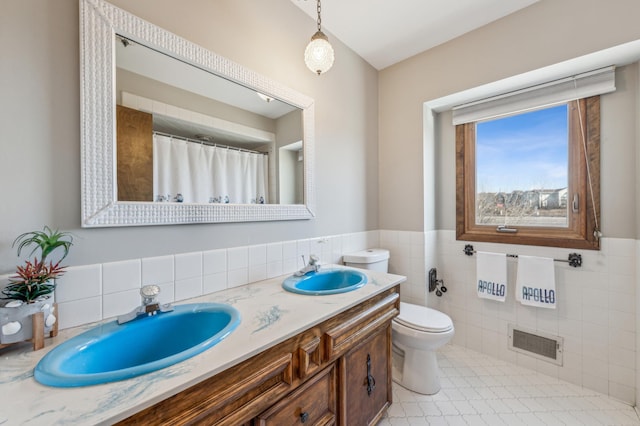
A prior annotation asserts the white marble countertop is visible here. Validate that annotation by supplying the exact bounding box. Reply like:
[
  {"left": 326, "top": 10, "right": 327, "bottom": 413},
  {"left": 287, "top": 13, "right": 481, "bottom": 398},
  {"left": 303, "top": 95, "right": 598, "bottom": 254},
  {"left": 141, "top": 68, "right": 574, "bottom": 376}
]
[{"left": 0, "top": 265, "right": 405, "bottom": 425}]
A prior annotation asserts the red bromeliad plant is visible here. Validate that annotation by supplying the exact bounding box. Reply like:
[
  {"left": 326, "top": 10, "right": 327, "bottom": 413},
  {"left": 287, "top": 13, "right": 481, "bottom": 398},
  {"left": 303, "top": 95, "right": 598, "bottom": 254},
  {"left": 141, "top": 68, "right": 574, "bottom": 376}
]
[
  {"left": 3, "top": 260, "right": 66, "bottom": 303},
  {"left": 2, "top": 227, "right": 73, "bottom": 304}
]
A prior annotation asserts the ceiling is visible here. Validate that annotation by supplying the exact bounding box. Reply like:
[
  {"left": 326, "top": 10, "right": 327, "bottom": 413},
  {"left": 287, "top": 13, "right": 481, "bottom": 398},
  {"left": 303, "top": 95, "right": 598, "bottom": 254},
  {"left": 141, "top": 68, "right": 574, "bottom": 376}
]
[{"left": 291, "top": 0, "right": 539, "bottom": 70}]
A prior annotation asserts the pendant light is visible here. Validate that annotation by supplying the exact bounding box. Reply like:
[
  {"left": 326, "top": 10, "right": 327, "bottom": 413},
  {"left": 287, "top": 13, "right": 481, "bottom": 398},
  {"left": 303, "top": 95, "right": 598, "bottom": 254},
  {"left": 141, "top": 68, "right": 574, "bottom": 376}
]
[{"left": 304, "top": 0, "right": 334, "bottom": 75}]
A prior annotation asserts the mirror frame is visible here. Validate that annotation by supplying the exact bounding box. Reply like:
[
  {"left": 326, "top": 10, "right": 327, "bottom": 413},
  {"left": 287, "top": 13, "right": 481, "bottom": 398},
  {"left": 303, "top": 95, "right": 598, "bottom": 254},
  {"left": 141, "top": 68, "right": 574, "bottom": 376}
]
[{"left": 80, "top": 0, "right": 315, "bottom": 227}]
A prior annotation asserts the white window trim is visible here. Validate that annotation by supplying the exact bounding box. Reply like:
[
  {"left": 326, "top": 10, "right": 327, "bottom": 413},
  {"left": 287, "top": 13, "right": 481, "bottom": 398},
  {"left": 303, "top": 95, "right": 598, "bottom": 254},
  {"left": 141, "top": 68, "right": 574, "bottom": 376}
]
[{"left": 451, "top": 66, "right": 615, "bottom": 125}]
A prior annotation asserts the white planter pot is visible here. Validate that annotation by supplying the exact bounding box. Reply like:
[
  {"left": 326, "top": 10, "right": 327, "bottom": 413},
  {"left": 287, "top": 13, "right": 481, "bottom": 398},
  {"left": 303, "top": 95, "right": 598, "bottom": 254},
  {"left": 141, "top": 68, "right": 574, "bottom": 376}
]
[{"left": 0, "top": 295, "right": 57, "bottom": 345}]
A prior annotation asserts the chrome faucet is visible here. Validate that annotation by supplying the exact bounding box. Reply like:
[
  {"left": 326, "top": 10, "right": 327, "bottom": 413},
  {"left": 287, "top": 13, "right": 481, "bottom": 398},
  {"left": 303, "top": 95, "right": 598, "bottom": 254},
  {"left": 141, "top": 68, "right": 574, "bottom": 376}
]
[
  {"left": 294, "top": 254, "right": 320, "bottom": 276},
  {"left": 117, "top": 285, "right": 174, "bottom": 325}
]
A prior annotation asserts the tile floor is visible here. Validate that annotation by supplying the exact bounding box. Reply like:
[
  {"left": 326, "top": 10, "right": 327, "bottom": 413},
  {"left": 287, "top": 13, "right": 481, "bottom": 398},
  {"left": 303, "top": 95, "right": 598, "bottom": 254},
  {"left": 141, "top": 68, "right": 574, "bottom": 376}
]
[{"left": 380, "top": 345, "right": 640, "bottom": 425}]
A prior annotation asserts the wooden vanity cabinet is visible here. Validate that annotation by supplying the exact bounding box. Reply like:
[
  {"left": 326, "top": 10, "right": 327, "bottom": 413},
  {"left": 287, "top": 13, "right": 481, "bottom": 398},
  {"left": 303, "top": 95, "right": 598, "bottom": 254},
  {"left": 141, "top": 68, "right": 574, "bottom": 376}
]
[{"left": 118, "top": 286, "right": 399, "bottom": 426}]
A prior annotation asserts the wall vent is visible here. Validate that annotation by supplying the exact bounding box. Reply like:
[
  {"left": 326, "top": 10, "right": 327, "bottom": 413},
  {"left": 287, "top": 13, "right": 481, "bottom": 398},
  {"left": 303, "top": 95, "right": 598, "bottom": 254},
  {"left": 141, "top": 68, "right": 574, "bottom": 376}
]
[{"left": 508, "top": 324, "right": 563, "bottom": 366}]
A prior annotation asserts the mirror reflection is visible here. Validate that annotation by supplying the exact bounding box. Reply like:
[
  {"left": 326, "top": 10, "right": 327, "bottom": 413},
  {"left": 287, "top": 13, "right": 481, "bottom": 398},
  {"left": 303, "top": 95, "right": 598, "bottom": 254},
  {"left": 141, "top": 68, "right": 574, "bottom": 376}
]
[{"left": 115, "top": 36, "right": 304, "bottom": 205}]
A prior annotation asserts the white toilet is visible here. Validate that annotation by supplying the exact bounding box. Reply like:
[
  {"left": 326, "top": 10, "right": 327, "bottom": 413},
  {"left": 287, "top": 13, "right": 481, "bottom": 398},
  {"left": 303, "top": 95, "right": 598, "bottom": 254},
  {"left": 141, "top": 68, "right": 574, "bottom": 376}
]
[
  {"left": 342, "top": 248, "right": 391, "bottom": 272},
  {"left": 344, "top": 248, "right": 455, "bottom": 395},
  {"left": 392, "top": 302, "right": 454, "bottom": 394}
]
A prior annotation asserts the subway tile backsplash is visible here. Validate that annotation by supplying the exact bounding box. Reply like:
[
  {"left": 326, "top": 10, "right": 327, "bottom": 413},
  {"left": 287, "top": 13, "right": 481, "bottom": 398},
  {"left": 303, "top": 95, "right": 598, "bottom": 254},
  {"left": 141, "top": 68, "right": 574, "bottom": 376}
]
[
  {"left": 55, "top": 264, "right": 102, "bottom": 303},
  {"left": 141, "top": 255, "right": 174, "bottom": 286},
  {"left": 174, "top": 252, "right": 202, "bottom": 281},
  {"left": 102, "top": 259, "right": 141, "bottom": 294},
  {"left": 38, "top": 231, "right": 380, "bottom": 330}
]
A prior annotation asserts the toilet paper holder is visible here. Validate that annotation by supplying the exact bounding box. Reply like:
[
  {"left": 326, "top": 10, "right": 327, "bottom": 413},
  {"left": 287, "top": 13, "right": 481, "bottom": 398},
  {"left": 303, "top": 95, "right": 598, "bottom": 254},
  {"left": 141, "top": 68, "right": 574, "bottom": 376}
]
[{"left": 428, "top": 268, "right": 447, "bottom": 297}]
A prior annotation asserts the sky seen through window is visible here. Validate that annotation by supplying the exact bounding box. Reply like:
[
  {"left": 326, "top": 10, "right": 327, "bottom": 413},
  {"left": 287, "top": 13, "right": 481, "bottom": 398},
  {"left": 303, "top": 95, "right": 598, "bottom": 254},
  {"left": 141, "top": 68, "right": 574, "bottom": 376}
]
[{"left": 476, "top": 104, "right": 568, "bottom": 194}]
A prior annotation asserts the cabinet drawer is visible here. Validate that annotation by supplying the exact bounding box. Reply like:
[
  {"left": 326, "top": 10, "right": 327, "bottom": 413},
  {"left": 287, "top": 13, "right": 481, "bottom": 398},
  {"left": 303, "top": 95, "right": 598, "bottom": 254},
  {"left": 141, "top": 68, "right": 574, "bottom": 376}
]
[
  {"left": 118, "top": 353, "right": 293, "bottom": 425},
  {"left": 323, "top": 291, "right": 399, "bottom": 361},
  {"left": 256, "top": 364, "right": 336, "bottom": 426}
]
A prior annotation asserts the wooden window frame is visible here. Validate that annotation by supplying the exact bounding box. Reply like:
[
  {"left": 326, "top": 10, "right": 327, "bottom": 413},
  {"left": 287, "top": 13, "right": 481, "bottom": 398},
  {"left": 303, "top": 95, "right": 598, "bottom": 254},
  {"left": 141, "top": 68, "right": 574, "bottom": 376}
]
[{"left": 456, "top": 96, "right": 600, "bottom": 250}]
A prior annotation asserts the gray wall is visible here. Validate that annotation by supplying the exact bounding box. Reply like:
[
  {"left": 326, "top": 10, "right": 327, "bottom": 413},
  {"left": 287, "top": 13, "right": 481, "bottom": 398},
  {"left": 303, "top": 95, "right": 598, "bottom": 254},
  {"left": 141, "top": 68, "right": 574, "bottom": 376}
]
[
  {"left": 379, "top": 0, "right": 640, "bottom": 236},
  {"left": 0, "top": 0, "right": 379, "bottom": 272}
]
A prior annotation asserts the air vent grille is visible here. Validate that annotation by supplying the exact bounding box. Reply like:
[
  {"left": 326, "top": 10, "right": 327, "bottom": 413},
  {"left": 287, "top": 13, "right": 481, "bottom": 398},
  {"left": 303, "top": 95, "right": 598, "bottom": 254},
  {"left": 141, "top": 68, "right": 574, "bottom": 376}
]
[{"left": 508, "top": 324, "right": 563, "bottom": 365}]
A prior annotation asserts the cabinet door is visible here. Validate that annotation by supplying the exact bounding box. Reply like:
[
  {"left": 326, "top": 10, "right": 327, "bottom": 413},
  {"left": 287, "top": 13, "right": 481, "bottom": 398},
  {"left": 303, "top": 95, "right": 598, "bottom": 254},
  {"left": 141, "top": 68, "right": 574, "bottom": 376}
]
[{"left": 339, "top": 326, "right": 391, "bottom": 426}]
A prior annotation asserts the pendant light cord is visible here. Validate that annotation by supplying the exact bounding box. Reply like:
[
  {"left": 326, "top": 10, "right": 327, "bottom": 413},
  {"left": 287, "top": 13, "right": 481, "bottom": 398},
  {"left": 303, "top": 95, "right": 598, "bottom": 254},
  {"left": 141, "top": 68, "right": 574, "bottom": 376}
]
[{"left": 316, "top": 0, "right": 322, "bottom": 32}]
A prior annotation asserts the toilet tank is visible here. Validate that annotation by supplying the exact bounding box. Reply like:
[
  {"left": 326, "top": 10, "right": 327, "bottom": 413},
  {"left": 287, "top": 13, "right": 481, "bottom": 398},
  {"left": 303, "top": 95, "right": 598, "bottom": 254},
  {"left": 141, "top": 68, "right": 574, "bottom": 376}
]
[{"left": 343, "top": 249, "right": 390, "bottom": 273}]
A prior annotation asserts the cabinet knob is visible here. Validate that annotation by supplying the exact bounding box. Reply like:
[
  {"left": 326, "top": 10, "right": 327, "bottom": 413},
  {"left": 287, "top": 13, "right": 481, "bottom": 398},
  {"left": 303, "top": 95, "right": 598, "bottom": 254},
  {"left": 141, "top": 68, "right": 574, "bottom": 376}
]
[{"left": 300, "top": 411, "right": 309, "bottom": 423}]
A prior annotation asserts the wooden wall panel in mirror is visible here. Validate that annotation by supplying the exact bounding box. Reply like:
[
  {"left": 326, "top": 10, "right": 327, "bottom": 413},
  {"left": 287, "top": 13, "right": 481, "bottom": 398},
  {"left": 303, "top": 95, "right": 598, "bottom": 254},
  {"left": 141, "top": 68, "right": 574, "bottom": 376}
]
[
  {"left": 116, "top": 105, "right": 153, "bottom": 202},
  {"left": 80, "top": 0, "right": 315, "bottom": 227}
]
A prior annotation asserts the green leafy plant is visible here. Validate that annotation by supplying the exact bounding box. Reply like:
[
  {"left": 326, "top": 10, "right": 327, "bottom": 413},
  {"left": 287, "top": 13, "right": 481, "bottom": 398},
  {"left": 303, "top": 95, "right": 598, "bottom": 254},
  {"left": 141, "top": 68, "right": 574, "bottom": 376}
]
[
  {"left": 2, "top": 227, "right": 74, "bottom": 304},
  {"left": 13, "top": 226, "right": 73, "bottom": 264}
]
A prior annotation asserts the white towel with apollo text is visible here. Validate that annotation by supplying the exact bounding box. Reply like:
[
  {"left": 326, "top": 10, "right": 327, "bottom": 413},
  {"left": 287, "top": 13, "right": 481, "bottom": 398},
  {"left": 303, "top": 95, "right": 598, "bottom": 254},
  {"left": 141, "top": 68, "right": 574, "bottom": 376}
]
[
  {"left": 476, "top": 251, "right": 507, "bottom": 302},
  {"left": 516, "top": 255, "right": 556, "bottom": 309}
]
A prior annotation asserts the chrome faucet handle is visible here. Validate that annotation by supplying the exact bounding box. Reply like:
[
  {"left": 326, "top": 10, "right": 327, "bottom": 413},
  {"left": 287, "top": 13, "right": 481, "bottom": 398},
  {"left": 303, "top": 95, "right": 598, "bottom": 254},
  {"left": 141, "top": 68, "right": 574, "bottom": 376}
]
[
  {"left": 140, "top": 285, "right": 160, "bottom": 305},
  {"left": 117, "top": 285, "right": 169, "bottom": 324},
  {"left": 308, "top": 254, "right": 320, "bottom": 265}
]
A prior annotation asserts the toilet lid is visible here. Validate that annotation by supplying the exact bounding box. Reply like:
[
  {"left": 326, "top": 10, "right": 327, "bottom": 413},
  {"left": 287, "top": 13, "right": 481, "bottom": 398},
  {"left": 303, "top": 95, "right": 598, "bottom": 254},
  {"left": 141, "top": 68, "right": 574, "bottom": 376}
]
[{"left": 395, "top": 302, "right": 453, "bottom": 333}]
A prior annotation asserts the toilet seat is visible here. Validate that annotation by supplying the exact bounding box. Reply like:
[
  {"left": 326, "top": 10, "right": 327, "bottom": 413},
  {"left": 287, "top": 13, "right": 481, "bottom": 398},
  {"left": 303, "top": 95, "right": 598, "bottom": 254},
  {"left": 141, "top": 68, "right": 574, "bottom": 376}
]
[{"left": 394, "top": 302, "right": 453, "bottom": 333}]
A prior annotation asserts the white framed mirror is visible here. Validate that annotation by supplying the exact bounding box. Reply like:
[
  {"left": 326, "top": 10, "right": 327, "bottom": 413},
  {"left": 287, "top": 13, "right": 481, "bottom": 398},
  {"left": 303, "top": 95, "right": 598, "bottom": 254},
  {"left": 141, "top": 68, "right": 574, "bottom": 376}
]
[{"left": 80, "top": 0, "right": 315, "bottom": 227}]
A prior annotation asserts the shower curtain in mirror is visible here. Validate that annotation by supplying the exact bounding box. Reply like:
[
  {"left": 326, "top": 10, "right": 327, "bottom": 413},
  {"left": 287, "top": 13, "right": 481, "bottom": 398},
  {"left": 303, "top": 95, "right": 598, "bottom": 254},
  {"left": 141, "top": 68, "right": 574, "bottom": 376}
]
[{"left": 153, "top": 134, "right": 268, "bottom": 204}]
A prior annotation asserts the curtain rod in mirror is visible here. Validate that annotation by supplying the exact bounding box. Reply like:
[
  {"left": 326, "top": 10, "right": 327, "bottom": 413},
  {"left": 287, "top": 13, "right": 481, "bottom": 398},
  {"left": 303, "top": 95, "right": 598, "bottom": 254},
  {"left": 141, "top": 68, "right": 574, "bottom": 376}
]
[{"left": 153, "top": 132, "right": 268, "bottom": 155}]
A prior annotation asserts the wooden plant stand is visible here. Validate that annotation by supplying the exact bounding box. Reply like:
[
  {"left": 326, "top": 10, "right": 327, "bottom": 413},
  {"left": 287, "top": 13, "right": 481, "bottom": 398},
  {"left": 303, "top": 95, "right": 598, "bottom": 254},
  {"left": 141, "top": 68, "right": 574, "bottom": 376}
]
[{"left": 0, "top": 303, "right": 58, "bottom": 351}]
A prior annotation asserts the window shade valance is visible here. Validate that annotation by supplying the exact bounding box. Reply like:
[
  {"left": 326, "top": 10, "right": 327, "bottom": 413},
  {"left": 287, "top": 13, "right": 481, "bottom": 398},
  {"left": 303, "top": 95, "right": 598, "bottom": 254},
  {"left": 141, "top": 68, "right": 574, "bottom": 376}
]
[{"left": 451, "top": 66, "right": 615, "bottom": 125}]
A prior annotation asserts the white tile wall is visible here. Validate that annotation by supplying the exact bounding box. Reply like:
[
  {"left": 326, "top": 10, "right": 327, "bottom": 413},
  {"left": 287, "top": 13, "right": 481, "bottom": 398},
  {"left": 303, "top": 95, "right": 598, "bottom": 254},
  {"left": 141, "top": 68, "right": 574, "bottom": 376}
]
[
  {"left": 421, "top": 231, "right": 637, "bottom": 405},
  {"left": 175, "top": 252, "right": 202, "bottom": 281},
  {"left": 55, "top": 264, "right": 102, "bottom": 303},
  {"left": 371, "top": 229, "right": 638, "bottom": 404},
  {"left": 175, "top": 277, "right": 203, "bottom": 301},
  {"left": 52, "top": 231, "right": 379, "bottom": 327},
  {"left": 175, "top": 252, "right": 203, "bottom": 301},
  {"left": 102, "top": 259, "right": 140, "bottom": 294},
  {"left": 248, "top": 244, "right": 267, "bottom": 283},
  {"left": 203, "top": 249, "right": 226, "bottom": 275},
  {"left": 228, "top": 246, "right": 248, "bottom": 270},
  {"left": 266, "top": 243, "right": 284, "bottom": 279},
  {"left": 380, "top": 229, "right": 429, "bottom": 306},
  {"left": 102, "top": 289, "right": 140, "bottom": 319},
  {"left": 37, "top": 228, "right": 638, "bottom": 405},
  {"left": 203, "top": 272, "right": 226, "bottom": 294},
  {"left": 58, "top": 296, "right": 102, "bottom": 329},
  {"left": 141, "top": 255, "right": 174, "bottom": 286}
]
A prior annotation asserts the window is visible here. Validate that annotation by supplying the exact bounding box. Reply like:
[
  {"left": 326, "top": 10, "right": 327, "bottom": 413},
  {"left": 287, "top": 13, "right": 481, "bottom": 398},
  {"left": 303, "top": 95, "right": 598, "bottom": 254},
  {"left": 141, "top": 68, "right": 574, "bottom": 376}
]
[{"left": 456, "top": 96, "right": 600, "bottom": 250}]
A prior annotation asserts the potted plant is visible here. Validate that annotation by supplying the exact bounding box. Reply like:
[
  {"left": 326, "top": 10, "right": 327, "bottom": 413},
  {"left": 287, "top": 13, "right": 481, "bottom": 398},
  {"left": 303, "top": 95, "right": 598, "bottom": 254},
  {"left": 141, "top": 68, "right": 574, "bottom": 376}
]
[{"left": 0, "top": 226, "right": 73, "bottom": 348}]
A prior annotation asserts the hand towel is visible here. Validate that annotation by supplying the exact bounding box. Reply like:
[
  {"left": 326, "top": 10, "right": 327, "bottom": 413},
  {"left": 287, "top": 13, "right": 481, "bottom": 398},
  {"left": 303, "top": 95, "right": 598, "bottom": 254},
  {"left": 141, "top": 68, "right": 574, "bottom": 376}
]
[
  {"left": 476, "top": 251, "right": 507, "bottom": 302},
  {"left": 516, "top": 255, "right": 556, "bottom": 309}
]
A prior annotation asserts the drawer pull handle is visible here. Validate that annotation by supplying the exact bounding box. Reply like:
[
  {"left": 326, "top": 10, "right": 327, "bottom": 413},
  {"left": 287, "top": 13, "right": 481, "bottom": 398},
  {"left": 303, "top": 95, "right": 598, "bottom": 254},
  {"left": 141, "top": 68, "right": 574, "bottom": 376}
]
[
  {"left": 366, "top": 353, "right": 376, "bottom": 396},
  {"left": 300, "top": 411, "right": 309, "bottom": 423}
]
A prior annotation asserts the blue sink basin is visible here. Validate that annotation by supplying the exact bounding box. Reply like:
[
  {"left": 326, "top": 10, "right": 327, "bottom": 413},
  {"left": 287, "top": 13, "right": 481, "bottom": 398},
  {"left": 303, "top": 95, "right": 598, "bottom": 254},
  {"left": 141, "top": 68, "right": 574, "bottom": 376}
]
[
  {"left": 282, "top": 269, "right": 368, "bottom": 295},
  {"left": 34, "top": 303, "right": 240, "bottom": 387}
]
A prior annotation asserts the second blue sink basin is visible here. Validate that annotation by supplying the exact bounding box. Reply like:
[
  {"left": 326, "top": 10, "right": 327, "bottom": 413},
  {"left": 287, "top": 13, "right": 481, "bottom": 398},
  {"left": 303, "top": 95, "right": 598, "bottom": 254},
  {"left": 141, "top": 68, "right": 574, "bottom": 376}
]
[
  {"left": 282, "top": 269, "right": 368, "bottom": 295},
  {"left": 34, "top": 302, "right": 240, "bottom": 387}
]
